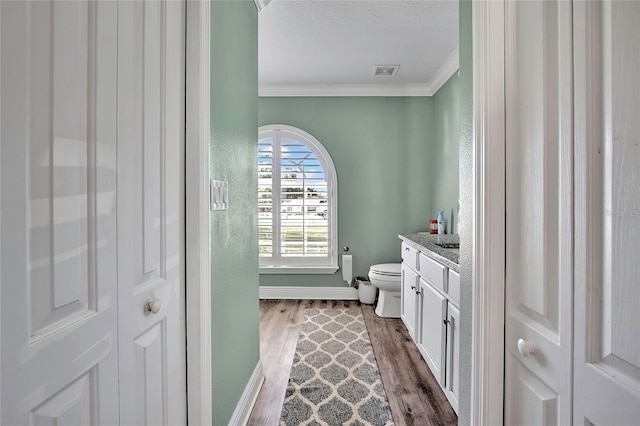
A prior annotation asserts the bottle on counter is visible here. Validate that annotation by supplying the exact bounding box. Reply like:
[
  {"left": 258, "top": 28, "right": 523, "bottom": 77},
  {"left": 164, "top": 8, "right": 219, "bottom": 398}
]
[{"left": 437, "top": 210, "right": 446, "bottom": 234}]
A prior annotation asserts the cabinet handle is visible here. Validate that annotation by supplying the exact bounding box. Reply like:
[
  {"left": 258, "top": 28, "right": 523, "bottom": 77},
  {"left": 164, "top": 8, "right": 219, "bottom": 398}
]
[
  {"left": 404, "top": 247, "right": 410, "bottom": 251},
  {"left": 410, "top": 285, "right": 416, "bottom": 290},
  {"left": 443, "top": 319, "right": 450, "bottom": 325},
  {"left": 415, "top": 289, "right": 421, "bottom": 295}
]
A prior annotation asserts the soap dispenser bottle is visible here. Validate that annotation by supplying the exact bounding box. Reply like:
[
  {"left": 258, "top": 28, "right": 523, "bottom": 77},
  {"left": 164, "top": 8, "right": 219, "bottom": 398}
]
[{"left": 437, "top": 210, "right": 446, "bottom": 234}]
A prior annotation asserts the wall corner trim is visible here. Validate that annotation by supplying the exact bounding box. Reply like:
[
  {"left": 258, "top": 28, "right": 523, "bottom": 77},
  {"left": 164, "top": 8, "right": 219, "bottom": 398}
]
[
  {"left": 186, "top": 0, "right": 212, "bottom": 425},
  {"left": 259, "top": 286, "right": 359, "bottom": 300},
  {"left": 228, "top": 361, "right": 265, "bottom": 426},
  {"left": 471, "top": 0, "right": 506, "bottom": 424}
]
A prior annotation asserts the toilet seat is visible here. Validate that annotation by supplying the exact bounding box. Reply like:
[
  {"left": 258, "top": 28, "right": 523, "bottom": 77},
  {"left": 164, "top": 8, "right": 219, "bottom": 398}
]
[{"left": 369, "top": 263, "right": 401, "bottom": 276}]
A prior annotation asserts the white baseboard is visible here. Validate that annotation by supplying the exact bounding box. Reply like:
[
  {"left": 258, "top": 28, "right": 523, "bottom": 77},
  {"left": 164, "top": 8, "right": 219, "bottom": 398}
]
[
  {"left": 228, "top": 360, "right": 265, "bottom": 426},
  {"left": 259, "top": 286, "right": 359, "bottom": 300}
]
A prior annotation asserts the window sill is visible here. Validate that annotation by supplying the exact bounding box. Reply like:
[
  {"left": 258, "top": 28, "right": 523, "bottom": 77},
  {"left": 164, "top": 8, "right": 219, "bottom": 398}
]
[{"left": 259, "top": 266, "right": 339, "bottom": 275}]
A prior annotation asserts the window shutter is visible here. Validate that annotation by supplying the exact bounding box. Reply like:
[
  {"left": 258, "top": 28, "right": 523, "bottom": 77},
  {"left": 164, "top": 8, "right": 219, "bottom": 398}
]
[
  {"left": 258, "top": 126, "right": 337, "bottom": 268},
  {"left": 279, "top": 137, "right": 329, "bottom": 258},
  {"left": 258, "top": 137, "right": 273, "bottom": 258}
]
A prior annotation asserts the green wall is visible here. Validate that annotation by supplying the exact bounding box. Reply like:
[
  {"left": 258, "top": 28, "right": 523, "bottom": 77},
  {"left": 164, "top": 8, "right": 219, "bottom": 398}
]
[
  {"left": 458, "top": 0, "right": 473, "bottom": 424},
  {"left": 258, "top": 97, "right": 435, "bottom": 287},
  {"left": 431, "top": 74, "right": 461, "bottom": 233},
  {"left": 210, "top": 2, "right": 260, "bottom": 424}
]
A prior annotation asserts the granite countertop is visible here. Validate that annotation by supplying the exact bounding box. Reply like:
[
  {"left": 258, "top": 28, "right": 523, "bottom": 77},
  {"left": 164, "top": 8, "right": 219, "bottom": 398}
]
[{"left": 398, "top": 233, "right": 460, "bottom": 273}]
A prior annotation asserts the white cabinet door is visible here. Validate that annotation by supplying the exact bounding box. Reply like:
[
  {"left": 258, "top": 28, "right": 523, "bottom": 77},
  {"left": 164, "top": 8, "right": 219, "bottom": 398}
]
[
  {"left": 0, "top": 1, "right": 119, "bottom": 423},
  {"left": 116, "top": 1, "right": 187, "bottom": 424},
  {"left": 401, "top": 263, "right": 419, "bottom": 339},
  {"left": 573, "top": 1, "right": 640, "bottom": 423},
  {"left": 418, "top": 278, "right": 447, "bottom": 385},
  {"left": 445, "top": 303, "right": 460, "bottom": 413},
  {"left": 504, "top": 1, "right": 573, "bottom": 424}
]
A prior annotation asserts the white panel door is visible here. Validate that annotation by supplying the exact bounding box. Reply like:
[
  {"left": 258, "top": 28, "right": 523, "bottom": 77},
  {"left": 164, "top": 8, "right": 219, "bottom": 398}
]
[
  {"left": 573, "top": 1, "right": 640, "bottom": 424},
  {"left": 504, "top": 1, "right": 573, "bottom": 424},
  {"left": 116, "top": 1, "right": 187, "bottom": 425},
  {"left": 0, "top": 1, "right": 119, "bottom": 424}
]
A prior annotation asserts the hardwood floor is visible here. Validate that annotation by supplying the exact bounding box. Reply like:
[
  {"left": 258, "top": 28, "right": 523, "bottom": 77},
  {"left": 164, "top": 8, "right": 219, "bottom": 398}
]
[{"left": 248, "top": 300, "right": 457, "bottom": 426}]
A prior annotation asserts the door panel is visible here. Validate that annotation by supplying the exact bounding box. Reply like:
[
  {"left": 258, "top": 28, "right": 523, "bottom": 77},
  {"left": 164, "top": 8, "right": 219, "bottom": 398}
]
[
  {"left": 28, "top": 0, "right": 95, "bottom": 339},
  {"left": 418, "top": 279, "right": 447, "bottom": 385},
  {"left": 31, "top": 369, "right": 95, "bottom": 426},
  {"left": 446, "top": 303, "right": 459, "bottom": 412},
  {"left": 504, "top": 1, "right": 573, "bottom": 424},
  {"left": 506, "top": 361, "right": 559, "bottom": 426},
  {"left": 573, "top": 1, "right": 640, "bottom": 423},
  {"left": 401, "top": 263, "right": 418, "bottom": 339},
  {"left": 134, "top": 322, "right": 167, "bottom": 426},
  {"left": 116, "top": 0, "right": 186, "bottom": 424},
  {"left": 1, "top": 1, "right": 119, "bottom": 424}
]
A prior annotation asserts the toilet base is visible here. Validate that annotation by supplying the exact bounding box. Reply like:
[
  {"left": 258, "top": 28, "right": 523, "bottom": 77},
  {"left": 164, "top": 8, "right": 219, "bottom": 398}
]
[{"left": 374, "top": 289, "right": 401, "bottom": 318}]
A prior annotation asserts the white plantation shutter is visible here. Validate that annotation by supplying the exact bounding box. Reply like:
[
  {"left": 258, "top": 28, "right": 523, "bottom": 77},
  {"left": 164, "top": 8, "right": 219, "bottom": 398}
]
[
  {"left": 258, "top": 137, "right": 274, "bottom": 257},
  {"left": 258, "top": 125, "right": 338, "bottom": 269}
]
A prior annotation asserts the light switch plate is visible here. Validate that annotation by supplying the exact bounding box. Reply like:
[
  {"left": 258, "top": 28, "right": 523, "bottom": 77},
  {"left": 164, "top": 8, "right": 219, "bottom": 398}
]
[{"left": 210, "top": 180, "right": 228, "bottom": 211}]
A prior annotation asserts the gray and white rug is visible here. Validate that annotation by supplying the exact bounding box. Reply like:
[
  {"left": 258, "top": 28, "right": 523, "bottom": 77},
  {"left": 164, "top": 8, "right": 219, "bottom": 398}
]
[{"left": 279, "top": 307, "right": 394, "bottom": 426}]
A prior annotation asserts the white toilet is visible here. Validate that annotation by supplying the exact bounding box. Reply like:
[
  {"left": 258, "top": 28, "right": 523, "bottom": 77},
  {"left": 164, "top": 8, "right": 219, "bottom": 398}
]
[{"left": 368, "top": 263, "right": 402, "bottom": 318}]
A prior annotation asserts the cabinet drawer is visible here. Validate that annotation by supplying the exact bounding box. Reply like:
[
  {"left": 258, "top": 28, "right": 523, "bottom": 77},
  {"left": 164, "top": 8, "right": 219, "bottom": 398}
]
[
  {"left": 401, "top": 242, "right": 419, "bottom": 271},
  {"left": 419, "top": 253, "right": 447, "bottom": 292},
  {"left": 448, "top": 270, "right": 460, "bottom": 307}
]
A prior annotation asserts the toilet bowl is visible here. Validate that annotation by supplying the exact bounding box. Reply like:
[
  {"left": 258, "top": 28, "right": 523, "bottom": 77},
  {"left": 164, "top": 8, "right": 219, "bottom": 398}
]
[{"left": 368, "top": 263, "right": 402, "bottom": 318}]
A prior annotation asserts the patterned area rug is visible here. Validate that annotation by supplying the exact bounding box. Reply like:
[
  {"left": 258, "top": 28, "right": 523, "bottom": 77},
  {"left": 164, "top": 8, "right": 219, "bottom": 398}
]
[{"left": 280, "top": 307, "right": 394, "bottom": 426}]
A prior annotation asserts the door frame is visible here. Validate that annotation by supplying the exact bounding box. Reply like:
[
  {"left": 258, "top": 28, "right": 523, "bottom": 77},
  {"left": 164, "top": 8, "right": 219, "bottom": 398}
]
[
  {"left": 470, "top": 0, "right": 506, "bottom": 424},
  {"left": 185, "top": 1, "right": 212, "bottom": 424},
  {"left": 184, "top": 2, "right": 512, "bottom": 424}
]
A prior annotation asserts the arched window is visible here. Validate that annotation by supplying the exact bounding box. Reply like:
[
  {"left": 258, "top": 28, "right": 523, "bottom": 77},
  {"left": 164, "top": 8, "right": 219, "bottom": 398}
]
[{"left": 258, "top": 125, "right": 338, "bottom": 272}]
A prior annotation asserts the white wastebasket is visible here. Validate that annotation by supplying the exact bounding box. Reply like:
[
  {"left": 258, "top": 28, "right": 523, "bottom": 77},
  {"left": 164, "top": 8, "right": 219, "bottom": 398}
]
[{"left": 356, "top": 277, "right": 377, "bottom": 304}]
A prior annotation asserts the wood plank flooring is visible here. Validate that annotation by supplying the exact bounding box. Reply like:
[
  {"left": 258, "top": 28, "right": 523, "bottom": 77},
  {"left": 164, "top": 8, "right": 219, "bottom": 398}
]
[{"left": 248, "top": 300, "right": 457, "bottom": 426}]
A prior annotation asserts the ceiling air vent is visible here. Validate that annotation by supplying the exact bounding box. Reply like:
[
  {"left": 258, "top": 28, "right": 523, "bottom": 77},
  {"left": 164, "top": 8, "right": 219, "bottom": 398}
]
[{"left": 372, "top": 65, "right": 400, "bottom": 77}]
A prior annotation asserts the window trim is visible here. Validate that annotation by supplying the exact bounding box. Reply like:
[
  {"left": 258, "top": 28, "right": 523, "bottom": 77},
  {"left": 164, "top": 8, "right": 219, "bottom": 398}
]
[{"left": 258, "top": 124, "right": 338, "bottom": 272}]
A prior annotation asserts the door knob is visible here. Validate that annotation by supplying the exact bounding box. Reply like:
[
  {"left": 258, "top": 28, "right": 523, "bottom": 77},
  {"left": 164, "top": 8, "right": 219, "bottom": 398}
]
[
  {"left": 517, "top": 339, "right": 535, "bottom": 357},
  {"left": 146, "top": 298, "right": 162, "bottom": 314}
]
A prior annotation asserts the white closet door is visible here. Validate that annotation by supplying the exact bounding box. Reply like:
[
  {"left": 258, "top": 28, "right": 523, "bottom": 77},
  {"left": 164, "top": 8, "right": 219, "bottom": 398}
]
[
  {"left": 116, "top": 0, "right": 187, "bottom": 425},
  {"left": 504, "top": 1, "right": 573, "bottom": 424},
  {"left": 0, "top": 1, "right": 119, "bottom": 424},
  {"left": 573, "top": 1, "right": 640, "bottom": 423}
]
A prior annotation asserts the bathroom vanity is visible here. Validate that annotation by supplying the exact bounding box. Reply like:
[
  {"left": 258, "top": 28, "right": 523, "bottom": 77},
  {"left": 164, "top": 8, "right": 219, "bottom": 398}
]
[{"left": 398, "top": 233, "right": 460, "bottom": 413}]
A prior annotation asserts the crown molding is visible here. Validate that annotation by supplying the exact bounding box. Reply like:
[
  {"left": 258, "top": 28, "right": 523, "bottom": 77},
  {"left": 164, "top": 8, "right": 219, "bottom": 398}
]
[
  {"left": 426, "top": 46, "right": 460, "bottom": 95},
  {"left": 259, "top": 46, "right": 459, "bottom": 97},
  {"left": 259, "top": 83, "right": 434, "bottom": 97},
  {"left": 254, "top": 0, "right": 271, "bottom": 13}
]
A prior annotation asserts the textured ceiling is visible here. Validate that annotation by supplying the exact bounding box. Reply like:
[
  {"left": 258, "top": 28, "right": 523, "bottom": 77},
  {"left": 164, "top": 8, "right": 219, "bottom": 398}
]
[{"left": 258, "top": 0, "right": 459, "bottom": 96}]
